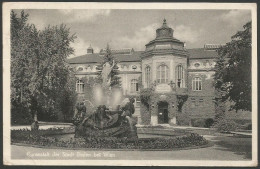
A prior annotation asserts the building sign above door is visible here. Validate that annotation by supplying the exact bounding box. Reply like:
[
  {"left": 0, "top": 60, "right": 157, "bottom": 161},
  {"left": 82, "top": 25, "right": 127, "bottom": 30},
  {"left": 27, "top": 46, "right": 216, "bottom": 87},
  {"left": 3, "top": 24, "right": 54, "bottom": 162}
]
[
  {"left": 155, "top": 84, "right": 172, "bottom": 93},
  {"left": 159, "top": 94, "right": 167, "bottom": 101}
]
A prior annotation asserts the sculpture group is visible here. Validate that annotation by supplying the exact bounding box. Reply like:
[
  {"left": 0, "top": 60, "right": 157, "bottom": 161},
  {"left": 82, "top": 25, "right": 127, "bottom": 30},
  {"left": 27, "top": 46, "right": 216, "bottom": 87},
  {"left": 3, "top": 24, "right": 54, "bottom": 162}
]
[
  {"left": 72, "top": 99, "right": 138, "bottom": 139},
  {"left": 72, "top": 56, "right": 138, "bottom": 139}
]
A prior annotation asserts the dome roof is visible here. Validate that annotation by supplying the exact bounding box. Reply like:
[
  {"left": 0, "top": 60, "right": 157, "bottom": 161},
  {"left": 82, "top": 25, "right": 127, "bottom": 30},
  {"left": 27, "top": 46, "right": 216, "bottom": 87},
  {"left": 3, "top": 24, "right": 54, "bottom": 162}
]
[
  {"left": 145, "top": 19, "right": 184, "bottom": 48},
  {"left": 87, "top": 44, "right": 94, "bottom": 54},
  {"left": 156, "top": 19, "right": 174, "bottom": 39},
  {"left": 142, "top": 19, "right": 188, "bottom": 58}
]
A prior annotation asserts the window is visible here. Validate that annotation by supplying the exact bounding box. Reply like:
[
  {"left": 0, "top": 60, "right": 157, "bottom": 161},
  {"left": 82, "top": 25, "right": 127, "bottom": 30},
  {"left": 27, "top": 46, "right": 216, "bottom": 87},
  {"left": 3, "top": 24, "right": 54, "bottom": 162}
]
[
  {"left": 176, "top": 65, "right": 184, "bottom": 88},
  {"left": 77, "top": 67, "right": 83, "bottom": 71},
  {"left": 194, "top": 63, "right": 200, "bottom": 68},
  {"left": 76, "top": 80, "right": 84, "bottom": 93},
  {"left": 132, "top": 65, "right": 137, "bottom": 70},
  {"left": 145, "top": 66, "right": 151, "bottom": 87},
  {"left": 192, "top": 77, "right": 202, "bottom": 91},
  {"left": 130, "top": 79, "right": 139, "bottom": 92},
  {"left": 191, "top": 98, "right": 196, "bottom": 108},
  {"left": 205, "top": 60, "right": 210, "bottom": 67},
  {"left": 156, "top": 64, "right": 169, "bottom": 84}
]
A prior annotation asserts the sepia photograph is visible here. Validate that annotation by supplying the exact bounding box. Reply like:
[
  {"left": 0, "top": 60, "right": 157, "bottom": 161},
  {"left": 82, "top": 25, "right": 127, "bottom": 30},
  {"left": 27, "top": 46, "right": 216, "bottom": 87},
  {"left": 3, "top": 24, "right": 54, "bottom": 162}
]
[{"left": 2, "top": 2, "right": 257, "bottom": 166}]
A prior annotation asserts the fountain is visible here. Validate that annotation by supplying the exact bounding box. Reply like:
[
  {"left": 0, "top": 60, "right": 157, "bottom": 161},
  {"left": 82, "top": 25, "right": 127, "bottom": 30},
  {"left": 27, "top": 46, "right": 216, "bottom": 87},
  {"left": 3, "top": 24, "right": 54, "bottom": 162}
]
[{"left": 72, "top": 55, "right": 138, "bottom": 139}]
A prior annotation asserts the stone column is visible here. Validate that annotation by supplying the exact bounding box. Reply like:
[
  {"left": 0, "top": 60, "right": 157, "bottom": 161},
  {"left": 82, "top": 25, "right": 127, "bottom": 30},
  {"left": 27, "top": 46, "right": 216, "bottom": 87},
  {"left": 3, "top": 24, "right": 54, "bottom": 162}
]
[
  {"left": 152, "top": 59, "right": 156, "bottom": 82},
  {"left": 150, "top": 101, "right": 158, "bottom": 126},
  {"left": 142, "top": 63, "right": 146, "bottom": 88},
  {"left": 170, "top": 59, "right": 174, "bottom": 82},
  {"left": 151, "top": 115, "right": 158, "bottom": 126},
  {"left": 170, "top": 117, "right": 177, "bottom": 124},
  {"left": 168, "top": 95, "right": 177, "bottom": 125}
]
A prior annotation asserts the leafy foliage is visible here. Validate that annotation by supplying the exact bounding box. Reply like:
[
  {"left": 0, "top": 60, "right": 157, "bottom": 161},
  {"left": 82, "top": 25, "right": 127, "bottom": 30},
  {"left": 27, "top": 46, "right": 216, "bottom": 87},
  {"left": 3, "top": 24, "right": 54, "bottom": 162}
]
[
  {"left": 215, "top": 21, "right": 252, "bottom": 112},
  {"left": 177, "top": 95, "right": 188, "bottom": 113},
  {"left": 11, "top": 101, "right": 33, "bottom": 125},
  {"left": 140, "top": 88, "right": 153, "bottom": 108},
  {"left": 244, "top": 123, "right": 252, "bottom": 130},
  {"left": 191, "top": 119, "right": 206, "bottom": 128},
  {"left": 176, "top": 113, "right": 190, "bottom": 126},
  {"left": 204, "top": 118, "right": 214, "bottom": 128},
  {"left": 11, "top": 10, "right": 77, "bottom": 123},
  {"left": 212, "top": 119, "right": 239, "bottom": 132},
  {"left": 213, "top": 49, "right": 227, "bottom": 120}
]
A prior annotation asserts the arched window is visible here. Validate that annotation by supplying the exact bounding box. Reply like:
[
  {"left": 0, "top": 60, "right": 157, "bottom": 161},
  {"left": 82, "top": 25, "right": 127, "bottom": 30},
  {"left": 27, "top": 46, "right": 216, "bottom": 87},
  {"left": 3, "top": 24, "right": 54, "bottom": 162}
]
[
  {"left": 157, "top": 64, "right": 169, "bottom": 84},
  {"left": 192, "top": 77, "right": 202, "bottom": 91},
  {"left": 176, "top": 65, "right": 184, "bottom": 88},
  {"left": 145, "top": 66, "right": 151, "bottom": 87},
  {"left": 194, "top": 63, "right": 200, "bottom": 68},
  {"left": 130, "top": 79, "right": 139, "bottom": 92},
  {"left": 76, "top": 80, "right": 84, "bottom": 93},
  {"left": 77, "top": 66, "right": 84, "bottom": 71}
]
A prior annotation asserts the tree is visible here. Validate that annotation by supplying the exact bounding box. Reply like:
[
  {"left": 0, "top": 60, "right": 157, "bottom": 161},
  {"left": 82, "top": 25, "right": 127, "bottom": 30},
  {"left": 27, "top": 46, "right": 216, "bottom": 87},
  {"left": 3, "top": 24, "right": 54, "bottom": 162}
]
[
  {"left": 32, "top": 24, "right": 77, "bottom": 122},
  {"left": 215, "top": 21, "right": 252, "bottom": 112},
  {"left": 214, "top": 49, "right": 227, "bottom": 120},
  {"left": 11, "top": 10, "right": 37, "bottom": 124},
  {"left": 11, "top": 10, "right": 77, "bottom": 124}
]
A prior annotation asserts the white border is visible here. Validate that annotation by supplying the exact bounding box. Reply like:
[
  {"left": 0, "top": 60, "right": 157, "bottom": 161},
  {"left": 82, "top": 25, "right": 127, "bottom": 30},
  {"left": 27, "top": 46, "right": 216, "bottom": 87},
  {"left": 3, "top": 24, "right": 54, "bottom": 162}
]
[{"left": 2, "top": 2, "right": 258, "bottom": 166}]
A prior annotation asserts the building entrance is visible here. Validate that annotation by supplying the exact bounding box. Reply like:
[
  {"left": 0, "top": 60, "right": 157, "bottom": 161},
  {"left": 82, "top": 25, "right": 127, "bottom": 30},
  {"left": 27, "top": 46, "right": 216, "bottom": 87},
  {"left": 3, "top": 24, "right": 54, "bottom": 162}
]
[{"left": 158, "top": 101, "right": 169, "bottom": 124}]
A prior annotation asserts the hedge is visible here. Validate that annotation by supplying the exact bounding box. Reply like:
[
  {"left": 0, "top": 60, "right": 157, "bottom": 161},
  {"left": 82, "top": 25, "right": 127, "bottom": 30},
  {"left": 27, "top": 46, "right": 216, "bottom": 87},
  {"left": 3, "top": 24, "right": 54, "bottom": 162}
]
[{"left": 11, "top": 129, "right": 208, "bottom": 150}]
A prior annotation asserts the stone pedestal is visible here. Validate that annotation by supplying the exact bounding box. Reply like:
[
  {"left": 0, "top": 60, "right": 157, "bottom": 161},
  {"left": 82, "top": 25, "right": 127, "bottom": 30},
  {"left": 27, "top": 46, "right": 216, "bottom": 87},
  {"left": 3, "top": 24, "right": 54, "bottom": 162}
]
[
  {"left": 170, "top": 117, "right": 177, "bottom": 125},
  {"left": 151, "top": 115, "right": 158, "bottom": 126}
]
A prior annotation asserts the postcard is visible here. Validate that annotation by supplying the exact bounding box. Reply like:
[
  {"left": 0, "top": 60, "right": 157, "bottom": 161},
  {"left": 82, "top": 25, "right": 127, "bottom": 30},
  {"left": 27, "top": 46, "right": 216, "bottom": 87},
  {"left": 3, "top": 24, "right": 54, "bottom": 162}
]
[{"left": 2, "top": 2, "right": 257, "bottom": 166}]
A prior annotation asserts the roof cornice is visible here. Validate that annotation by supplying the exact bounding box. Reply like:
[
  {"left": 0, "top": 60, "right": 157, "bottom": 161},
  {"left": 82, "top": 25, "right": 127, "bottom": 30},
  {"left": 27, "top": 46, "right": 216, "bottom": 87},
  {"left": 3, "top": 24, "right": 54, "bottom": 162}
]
[
  {"left": 142, "top": 48, "right": 189, "bottom": 58},
  {"left": 145, "top": 37, "right": 183, "bottom": 47}
]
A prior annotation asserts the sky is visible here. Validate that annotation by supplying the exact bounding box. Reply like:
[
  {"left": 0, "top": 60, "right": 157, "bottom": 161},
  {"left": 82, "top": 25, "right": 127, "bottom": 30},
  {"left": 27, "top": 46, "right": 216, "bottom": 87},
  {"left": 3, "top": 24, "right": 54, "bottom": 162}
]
[{"left": 15, "top": 9, "right": 251, "bottom": 58}]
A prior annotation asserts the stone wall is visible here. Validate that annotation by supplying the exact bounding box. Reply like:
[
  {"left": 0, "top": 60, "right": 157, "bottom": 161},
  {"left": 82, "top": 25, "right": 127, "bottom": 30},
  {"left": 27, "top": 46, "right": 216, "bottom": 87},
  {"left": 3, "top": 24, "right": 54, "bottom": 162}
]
[{"left": 185, "top": 70, "right": 216, "bottom": 120}]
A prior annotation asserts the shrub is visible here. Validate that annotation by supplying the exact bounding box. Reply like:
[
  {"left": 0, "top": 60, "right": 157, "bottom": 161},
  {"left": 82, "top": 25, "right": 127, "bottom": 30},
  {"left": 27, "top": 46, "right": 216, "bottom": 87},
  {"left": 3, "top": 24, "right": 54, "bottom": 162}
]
[
  {"left": 241, "top": 123, "right": 252, "bottom": 130},
  {"left": 204, "top": 118, "right": 214, "bottom": 128},
  {"left": 38, "top": 110, "right": 58, "bottom": 122},
  {"left": 140, "top": 104, "right": 151, "bottom": 125},
  {"left": 11, "top": 102, "right": 33, "bottom": 125},
  {"left": 233, "top": 119, "right": 251, "bottom": 125},
  {"left": 191, "top": 119, "right": 205, "bottom": 127},
  {"left": 176, "top": 113, "right": 190, "bottom": 126},
  {"left": 213, "top": 119, "right": 239, "bottom": 132},
  {"left": 246, "top": 123, "right": 252, "bottom": 130}
]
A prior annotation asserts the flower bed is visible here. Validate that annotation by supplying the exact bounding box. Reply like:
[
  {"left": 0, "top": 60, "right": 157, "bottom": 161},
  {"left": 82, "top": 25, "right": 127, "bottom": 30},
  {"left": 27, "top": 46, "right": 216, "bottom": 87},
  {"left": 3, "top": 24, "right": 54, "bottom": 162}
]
[{"left": 11, "top": 128, "right": 208, "bottom": 150}]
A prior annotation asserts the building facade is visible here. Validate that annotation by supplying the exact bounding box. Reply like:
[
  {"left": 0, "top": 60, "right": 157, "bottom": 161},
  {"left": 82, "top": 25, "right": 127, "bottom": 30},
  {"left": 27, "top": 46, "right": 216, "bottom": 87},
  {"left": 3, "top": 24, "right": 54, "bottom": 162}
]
[{"left": 67, "top": 19, "right": 226, "bottom": 126}]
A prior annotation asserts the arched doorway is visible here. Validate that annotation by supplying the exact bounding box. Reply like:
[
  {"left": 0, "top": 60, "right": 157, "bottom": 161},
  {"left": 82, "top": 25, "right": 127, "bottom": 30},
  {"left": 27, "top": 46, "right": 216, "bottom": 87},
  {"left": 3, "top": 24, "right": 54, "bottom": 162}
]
[{"left": 157, "top": 101, "right": 169, "bottom": 124}]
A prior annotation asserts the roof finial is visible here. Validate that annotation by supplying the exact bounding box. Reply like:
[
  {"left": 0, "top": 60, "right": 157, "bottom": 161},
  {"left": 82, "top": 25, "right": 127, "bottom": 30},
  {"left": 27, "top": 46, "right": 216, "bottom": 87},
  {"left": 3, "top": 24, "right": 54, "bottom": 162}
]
[
  {"left": 163, "top": 18, "right": 166, "bottom": 24},
  {"left": 88, "top": 44, "right": 93, "bottom": 49}
]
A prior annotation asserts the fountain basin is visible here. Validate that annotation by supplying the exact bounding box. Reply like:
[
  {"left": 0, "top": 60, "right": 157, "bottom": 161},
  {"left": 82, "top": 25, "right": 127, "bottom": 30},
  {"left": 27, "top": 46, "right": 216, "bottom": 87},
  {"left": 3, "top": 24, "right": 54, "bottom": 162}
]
[{"left": 11, "top": 127, "right": 210, "bottom": 151}]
